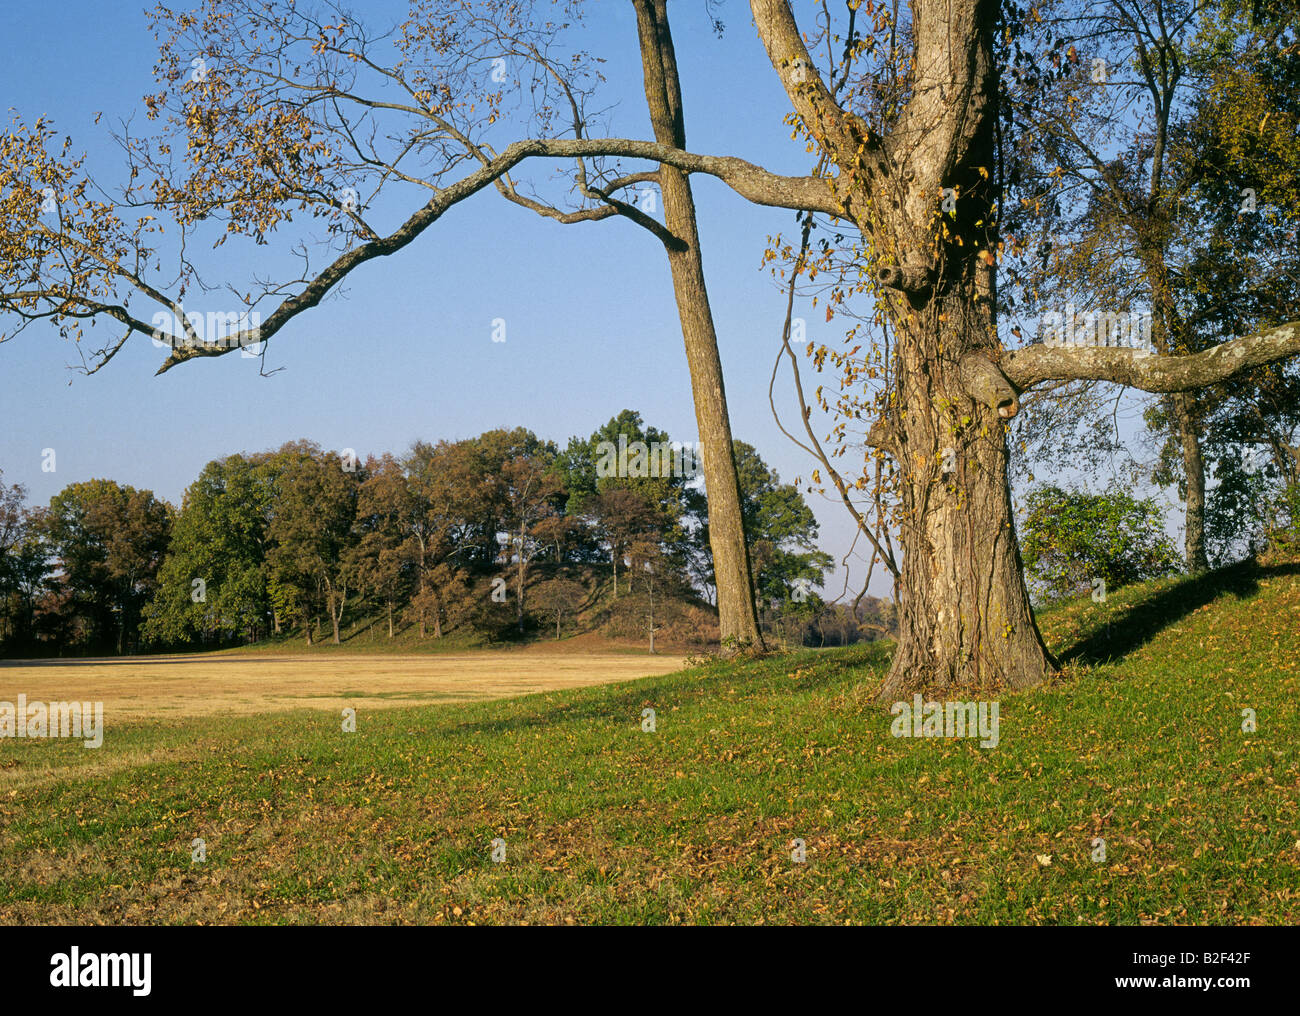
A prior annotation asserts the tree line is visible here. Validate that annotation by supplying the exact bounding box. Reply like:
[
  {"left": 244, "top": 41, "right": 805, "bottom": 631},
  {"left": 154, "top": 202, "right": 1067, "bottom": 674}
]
[{"left": 0, "top": 410, "right": 897, "bottom": 657}]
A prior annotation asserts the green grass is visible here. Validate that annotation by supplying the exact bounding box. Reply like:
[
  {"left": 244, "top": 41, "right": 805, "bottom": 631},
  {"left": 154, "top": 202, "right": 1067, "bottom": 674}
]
[{"left": 1, "top": 558, "right": 1298, "bottom": 924}]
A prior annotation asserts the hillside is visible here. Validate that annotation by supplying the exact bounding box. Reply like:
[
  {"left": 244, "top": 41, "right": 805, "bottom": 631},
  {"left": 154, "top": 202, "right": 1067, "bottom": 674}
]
[
  {"left": 214, "top": 581, "right": 725, "bottom": 657},
  {"left": 1, "top": 555, "right": 1297, "bottom": 924}
]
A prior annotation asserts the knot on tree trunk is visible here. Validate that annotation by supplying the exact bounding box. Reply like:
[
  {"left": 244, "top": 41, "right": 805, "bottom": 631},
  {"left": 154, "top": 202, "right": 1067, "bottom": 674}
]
[
  {"left": 877, "top": 263, "right": 936, "bottom": 302},
  {"left": 959, "top": 352, "right": 1019, "bottom": 418}
]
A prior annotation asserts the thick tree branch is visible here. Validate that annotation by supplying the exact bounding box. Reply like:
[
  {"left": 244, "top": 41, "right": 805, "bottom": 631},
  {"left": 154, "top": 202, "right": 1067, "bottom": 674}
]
[
  {"left": 748, "top": 0, "right": 879, "bottom": 208},
  {"left": 865, "top": 415, "right": 900, "bottom": 452},
  {"left": 1002, "top": 321, "right": 1300, "bottom": 393},
  {"left": 877, "top": 264, "right": 937, "bottom": 298}
]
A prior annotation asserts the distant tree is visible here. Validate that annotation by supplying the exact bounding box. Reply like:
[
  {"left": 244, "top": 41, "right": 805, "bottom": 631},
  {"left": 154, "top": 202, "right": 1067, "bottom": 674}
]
[
  {"left": 627, "top": 538, "right": 674, "bottom": 653},
  {"left": 564, "top": 410, "right": 698, "bottom": 578},
  {"left": 264, "top": 443, "right": 361, "bottom": 645},
  {"left": 39, "top": 479, "right": 173, "bottom": 653},
  {"left": 143, "top": 454, "right": 271, "bottom": 646},
  {"left": 587, "top": 487, "right": 667, "bottom": 597},
  {"left": 0, "top": 474, "right": 48, "bottom": 650},
  {"left": 349, "top": 454, "right": 416, "bottom": 639},
  {"left": 532, "top": 577, "right": 587, "bottom": 640},
  {"left": 494, "top": 447, "right": 566, "bottom": 632},
  {"left": 0, "top": 473, "right": 23, "bottom": 560},
  {"left": 405, "top": 440, "right": 482, "bottom": 639},
  {"left": 731, "top": 441, "right": 832, "bottom": 612},
  {"left": 531, "top": 512, "right": 590, "bottom": 566}
]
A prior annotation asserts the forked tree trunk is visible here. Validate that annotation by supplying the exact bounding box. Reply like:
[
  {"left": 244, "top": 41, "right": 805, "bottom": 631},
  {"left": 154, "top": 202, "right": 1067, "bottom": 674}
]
[
  {"left": 634, "top": 0, "right": 765, "bottom": 654},
  {"left": 751, "top": 0, "right": 1054, "bottom": 695}
]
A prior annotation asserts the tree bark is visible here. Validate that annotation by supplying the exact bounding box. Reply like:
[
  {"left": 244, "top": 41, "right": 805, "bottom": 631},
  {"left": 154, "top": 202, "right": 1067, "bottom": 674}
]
[
  {"left": 634, "top": 0, "right": 765, "bottom": 654},
  {"left": 885, "top": 294, "right": 1056, "bottom": 696},
  {"left": 1171, "top": 393, "right": 1210, "bottom": 572}
]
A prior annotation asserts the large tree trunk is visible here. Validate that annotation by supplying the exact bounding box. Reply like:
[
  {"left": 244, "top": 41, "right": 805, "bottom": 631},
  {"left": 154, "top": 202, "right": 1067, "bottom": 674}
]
[
  {"left": 751, "top": 0, "right": 1054, "bottom": 694},
  {"left": 880, "top": 294, "right": 1055, "bottom": 698},
  {"left": 634, "top": 0, "right": 765, "bottom": 654}
]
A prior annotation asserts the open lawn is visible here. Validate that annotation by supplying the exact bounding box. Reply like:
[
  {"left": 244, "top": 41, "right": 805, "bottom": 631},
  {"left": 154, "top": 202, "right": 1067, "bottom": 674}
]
[
  {"left": 0, "top": 649, "right": 687, "bottom": 723},
  {"left": 0, "top": 558, "right": 1297, "bottom": 924}
]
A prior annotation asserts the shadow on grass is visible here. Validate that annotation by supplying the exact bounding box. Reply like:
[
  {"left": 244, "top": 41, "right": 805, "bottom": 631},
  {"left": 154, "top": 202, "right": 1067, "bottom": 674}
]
[{"left": 1056, "top": 558, "right": 1300, "bottom": 666}]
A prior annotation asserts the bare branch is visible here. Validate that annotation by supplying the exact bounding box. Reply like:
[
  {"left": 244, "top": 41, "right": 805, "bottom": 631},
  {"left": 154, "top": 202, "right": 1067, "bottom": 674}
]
[{"left": 153, "top": 136, "right": 840, "bottom": 371}]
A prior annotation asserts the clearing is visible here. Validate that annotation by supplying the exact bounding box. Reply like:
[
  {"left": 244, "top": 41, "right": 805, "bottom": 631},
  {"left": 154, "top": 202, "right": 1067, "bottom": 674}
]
[{"left": 0, "top": 649, "right": 687, "bottom": 722}]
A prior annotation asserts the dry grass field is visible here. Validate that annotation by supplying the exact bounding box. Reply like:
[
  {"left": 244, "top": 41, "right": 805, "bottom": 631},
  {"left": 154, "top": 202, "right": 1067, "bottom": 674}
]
[{"left": 0, "top": 649, "right": 687, "bottom": 723}]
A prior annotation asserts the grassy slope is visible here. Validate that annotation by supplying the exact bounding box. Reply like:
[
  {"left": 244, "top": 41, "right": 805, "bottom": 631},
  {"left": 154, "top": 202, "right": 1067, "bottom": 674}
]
[{"left": 1, "top": 558, "right": 1297, "bottom": 925}]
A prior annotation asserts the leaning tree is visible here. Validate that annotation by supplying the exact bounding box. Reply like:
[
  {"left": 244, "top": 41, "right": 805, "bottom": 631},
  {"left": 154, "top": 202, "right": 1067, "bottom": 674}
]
[{"left": 3, "top": 0, "right": 1298, "bottom": 692}]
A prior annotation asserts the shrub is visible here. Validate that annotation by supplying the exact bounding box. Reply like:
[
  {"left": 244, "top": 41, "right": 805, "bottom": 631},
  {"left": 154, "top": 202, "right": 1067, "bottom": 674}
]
[{"left": 1020, "top": 484, "right": 1181, "bottom": 601}]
